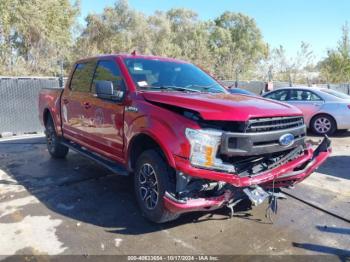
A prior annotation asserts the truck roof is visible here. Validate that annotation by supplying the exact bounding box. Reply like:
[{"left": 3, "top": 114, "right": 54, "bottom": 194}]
[{"left": 76, "top": 54, "right": 189, "bottom": 64}]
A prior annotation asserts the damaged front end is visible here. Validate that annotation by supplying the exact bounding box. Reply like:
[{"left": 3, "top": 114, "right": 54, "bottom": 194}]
[{"left": 164, "top": 116, "right": 331, "bottom": 217}]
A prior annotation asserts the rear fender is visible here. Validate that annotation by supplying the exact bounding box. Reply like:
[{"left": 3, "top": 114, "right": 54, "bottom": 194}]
[
  {"left": 39, "top": 89, "right": 63, "bottom": 136},
  {"left": 43, "top": 107, "right": 62, "bottom": 136}
]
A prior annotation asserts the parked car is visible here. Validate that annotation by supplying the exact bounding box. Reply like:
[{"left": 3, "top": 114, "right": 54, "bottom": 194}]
[
  {"left": 228, "top": 87, "right": 257, "bottom": 96},
  {"left": 263, "top": 87, "right": 350, "bottom": 135},
  {"left": 39, "top": 55, "right": 331, "bottom": 223},
  {"left": 321, "top": 88, "right": 350, "bottom": 100}
]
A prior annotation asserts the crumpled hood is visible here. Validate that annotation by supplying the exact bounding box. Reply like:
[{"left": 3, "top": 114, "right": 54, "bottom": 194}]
[{"left": 142, "top": 92, "right": 302, "bottom": 121}]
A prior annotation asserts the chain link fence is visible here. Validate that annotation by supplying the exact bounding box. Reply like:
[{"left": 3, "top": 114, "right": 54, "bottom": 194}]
[
  {"left": 0, "top": 77, "right": 61, "bottom": 135},
  {"left": 0, "top": 77, "right": 349, "bottom": 135}
]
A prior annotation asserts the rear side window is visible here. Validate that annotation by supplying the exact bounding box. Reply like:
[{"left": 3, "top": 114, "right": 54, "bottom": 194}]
[
  {"left": 265, "top": 90, "right": 289, "bottom": 101},
  {"left": 92, "top": 60, "right": 125, "bottom": 93},
  {"left": 70, "top": 61, "right": 96, "bottom": 92}
]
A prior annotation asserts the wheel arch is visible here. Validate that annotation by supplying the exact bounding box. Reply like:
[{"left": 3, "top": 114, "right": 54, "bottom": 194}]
[
  {"left": 43, "top": 108, "right": 51, "bottom": 127},
  {"left": 309, "top": 112, "right": 338, "bottom": 134},
  {"left": 43, "top": 108, "right": 62, "bottom": 135},
  {"left": 310, "top": 113, "right": 338, "bottom": 130},
  {"left": 127, "top": 132, "right": 176, "bottom": 172}
]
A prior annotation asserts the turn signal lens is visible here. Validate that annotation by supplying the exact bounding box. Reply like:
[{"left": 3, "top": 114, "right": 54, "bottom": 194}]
[{"left": 204, "top": 146, "right": 214, "bottom": 166}]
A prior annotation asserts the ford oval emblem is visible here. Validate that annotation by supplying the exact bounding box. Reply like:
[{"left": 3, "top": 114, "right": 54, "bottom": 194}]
[{"left": 279, "top": 133, "right": 294, "bottom": 147}]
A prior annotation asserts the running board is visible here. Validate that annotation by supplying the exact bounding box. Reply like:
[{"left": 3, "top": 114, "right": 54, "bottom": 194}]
[{"left": 61, "top": 140, "right": 128, "bottom": 176}]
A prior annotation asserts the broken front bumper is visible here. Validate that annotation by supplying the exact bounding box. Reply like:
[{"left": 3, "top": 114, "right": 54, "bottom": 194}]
[{"left": 163, "top": 136, "right": 331, "bottom": 214}]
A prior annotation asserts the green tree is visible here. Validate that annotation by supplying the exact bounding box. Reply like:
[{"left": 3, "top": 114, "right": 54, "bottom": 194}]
[
  {"left": 75, "top": 3, "right": 268, "bottom": 80},
  {"left": 0, "top": 0, "right": 79, "bottom": 75},
  {"left": 210, "top": 12, "right": 267, "bottom": 79},
  {"left": 255, "top": 42, "right": 315, "bottom": 83},
  {"left": 320, "top": 23, "right": 350, "bottom": 83},
  {"left": 74, "top": 0, "right": 150, "bottom": 58}
]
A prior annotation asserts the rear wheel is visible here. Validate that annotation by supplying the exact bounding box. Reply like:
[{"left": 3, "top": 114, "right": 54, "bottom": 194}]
[
  {"left": 311, "top": 114, "right": 336, "bottom": 136},
  {"left": 134, "top": 149, "right": 179, "bottom": 223},
  {"left": 45, "top": 116, "right": 69, "bottom": 158}
]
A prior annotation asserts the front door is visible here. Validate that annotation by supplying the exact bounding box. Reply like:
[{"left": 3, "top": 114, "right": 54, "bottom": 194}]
[{"left": 83, "top": 59, "right": 126, "bottom": 162}]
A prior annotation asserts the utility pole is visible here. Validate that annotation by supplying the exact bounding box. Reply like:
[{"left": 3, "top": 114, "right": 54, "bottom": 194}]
[
  {"left": 59, "top": 60, "right": 64, "bottom": 88},
  {"left": 235, "top": 68, "right": 240, "bottom": 88},
  {"left": 268, "top": 66, "right": 273, "bottom": 82}
]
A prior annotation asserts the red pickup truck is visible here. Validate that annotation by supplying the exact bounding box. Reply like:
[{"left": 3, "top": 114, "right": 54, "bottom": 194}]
[{"left": 39, "top": 54, "right": 331, "bottom": 223}]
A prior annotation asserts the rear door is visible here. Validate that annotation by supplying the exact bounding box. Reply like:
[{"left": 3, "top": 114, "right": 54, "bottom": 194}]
[
  {"left": 84, "top": 59, "right": 126, "bottom": 161},
  {"left": 61, "top": 60, "right": 96, "bottom": 143},
  {"left": 286, "top": 89, "right": 324, "bottom": 125}
]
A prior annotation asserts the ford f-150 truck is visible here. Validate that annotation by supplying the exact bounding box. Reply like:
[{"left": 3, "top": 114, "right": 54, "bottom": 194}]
[{"left": 39, "top": 54, "right": 331, "bottom": 223}]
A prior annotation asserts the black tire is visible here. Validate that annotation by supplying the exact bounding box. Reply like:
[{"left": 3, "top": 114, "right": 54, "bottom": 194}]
[
  {"left": 310, "top": 114, "right": 337, "bottom": 136},
  {"left": 45, "top": 116, "right": 69, "bottom": 158},
  {"left": 134, "top": 149, "right": 179, "bottom": 223}
]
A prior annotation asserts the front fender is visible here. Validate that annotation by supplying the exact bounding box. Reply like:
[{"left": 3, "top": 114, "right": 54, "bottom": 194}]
[{"left": 124, "top": 99, "right": 198, "bottom": 169}]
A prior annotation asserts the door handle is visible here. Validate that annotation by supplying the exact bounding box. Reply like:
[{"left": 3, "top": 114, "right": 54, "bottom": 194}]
[
  {"left": 83, "top": 102, "right": 91, "bottom": 109},
  {"left": 63, "top": 98, "right": 69, "bottom": 104}
]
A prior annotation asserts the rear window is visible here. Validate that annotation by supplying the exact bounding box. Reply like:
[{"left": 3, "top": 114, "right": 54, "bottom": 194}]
[
  {"left": 322, "top": 89, "right": 350, "bottom": 99},
  {"left": 70, "top": 61, "right": 96, "bottom": 92}
]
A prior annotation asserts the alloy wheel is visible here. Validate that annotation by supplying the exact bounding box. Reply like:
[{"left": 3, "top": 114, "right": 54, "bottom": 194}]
[
  {"left": 314, "top": 117, "right": 331, "bottom": 134},
  {"left": 46, "top": 126, "right": 56, "bottom": 152},
  {"left": 138, "top": 163, "right": 159, "bottom": 210}
]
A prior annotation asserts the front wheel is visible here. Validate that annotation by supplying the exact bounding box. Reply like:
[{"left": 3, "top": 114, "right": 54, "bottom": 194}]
[
  {"left": 134, "top": 149, "right": 179, "bottom": 223},
  {"left": 45, "top": 116, "right": 69, "bottom": 158},
  {"left": 310, "top": 114, "right": 336, "bottom": 136}
]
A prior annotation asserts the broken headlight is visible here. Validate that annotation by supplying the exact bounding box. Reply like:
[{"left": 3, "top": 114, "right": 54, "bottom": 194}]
[{"left": 185, "top": 128, "right": 235, "bottom": 173}]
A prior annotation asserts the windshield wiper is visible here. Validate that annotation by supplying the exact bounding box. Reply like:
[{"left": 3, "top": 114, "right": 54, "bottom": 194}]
[
  {"left": 185, "top": 83, "right": 224, "bottom": 93},
  {"left": 143, "top": 85, "right": 201, "bottom": 93}
]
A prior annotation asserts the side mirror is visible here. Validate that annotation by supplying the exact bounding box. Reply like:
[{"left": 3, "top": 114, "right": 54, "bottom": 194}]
[{"left": 95, "top": 80, "right": 124, "bottom": 101}]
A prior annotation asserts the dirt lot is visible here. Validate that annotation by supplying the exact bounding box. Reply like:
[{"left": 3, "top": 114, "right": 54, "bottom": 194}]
[{"left": 0, "top": 133, "right": 349, "bottom": 258}]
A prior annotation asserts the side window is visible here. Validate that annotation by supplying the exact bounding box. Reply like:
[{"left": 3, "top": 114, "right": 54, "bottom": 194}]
[
  {"left": 70, "top": 61, "right": 96, "bottom": 92},
  {"left": 92, "top": 60, "right": 125, "bottom": 94},
  {"left": 308, "top": 91, "right": 323, "bottom": 101},
  {"left": 265, "top": 90, "right": 289, "bottom": 101},
  {"left": 289, "top": 90, "right": 322, "bottom": 101}
]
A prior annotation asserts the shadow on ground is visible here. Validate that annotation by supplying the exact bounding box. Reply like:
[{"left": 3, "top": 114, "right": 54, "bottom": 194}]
[
  {"left": 0, "top": 137, "right": 257, "bottom": 236},
  {"left": 315, "top": 155, "right": 350, "bottom": 180},
  {"left": 307, "top": 129, "right": 350, "bottom": 138},
  {"left": 292, "top": 225, "right": 350, "bottom": 258},
  {"left": 315, "top": 225, "right": 350, "bottom": 235},
  {"left": 293, "top": 242, "right": 350, "bottom": 258}
]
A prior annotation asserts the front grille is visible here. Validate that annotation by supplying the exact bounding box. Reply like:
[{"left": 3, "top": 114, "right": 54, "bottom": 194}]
[{"left": 246, "top": 116, "right": 304, "bottom": 133}]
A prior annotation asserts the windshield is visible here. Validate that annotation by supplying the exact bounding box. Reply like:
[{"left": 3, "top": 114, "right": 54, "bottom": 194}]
[
  {"left": 229, "top": 88, "right": 255, "bottom": 96},
  {"left": 123, "top": 58, "right": 227, "bottom": 93},
  {"left": 321, "top": 89, "right": 350, "bottom": 99}
]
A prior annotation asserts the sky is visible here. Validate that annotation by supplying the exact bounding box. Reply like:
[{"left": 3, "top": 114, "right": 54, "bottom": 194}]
[{"left": 79, "top": 0, "right": 350, "bottom": 61}]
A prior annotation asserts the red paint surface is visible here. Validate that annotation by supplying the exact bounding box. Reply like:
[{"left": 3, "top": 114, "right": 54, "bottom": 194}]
[{"left": 39, "top": 54, "right": 330, "bottom": 214}]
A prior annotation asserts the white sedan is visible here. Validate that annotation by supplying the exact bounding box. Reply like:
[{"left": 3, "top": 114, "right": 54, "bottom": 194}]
[{"left": 263, "top": 87, "right": 350, "bottom": 135}]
